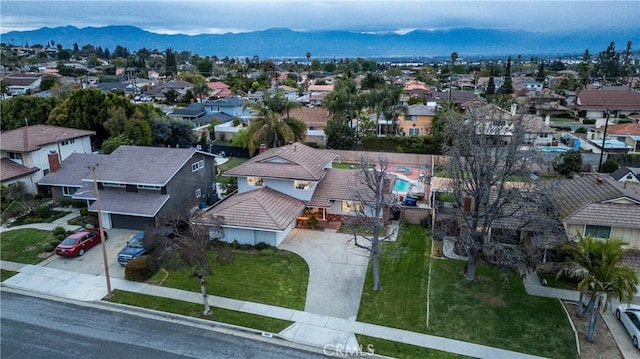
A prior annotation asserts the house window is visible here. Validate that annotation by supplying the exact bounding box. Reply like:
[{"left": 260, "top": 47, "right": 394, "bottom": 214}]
[
  {"left": 60, "top": 138, "right": 75, "bottom": 146},
  {"left": 247, "top": 176, "right": 263, "bottom": 187},
  {"left": 342, "top": 201, "right": 363, "bottom": 213},
  {"left": 408, "top": 128, "right": 420, "bottom": 136},
  {"left": 294, "top": 180, "right": 310, "bottom": 190},
  {"left": 137, "top": 185, "right": 161, "bottom": 191},
  {"left": 195, "top": 188, "right": 201, "bottom": 198},
  {"left": 103, "top": 182, "right": 125, "bottom": 188},
  {"left": 192, "top": 160, "right": 204, "bottom": 172},
  {"left": 62, "top": 186, "right": 78, "bottom": 196},
  {"left": 7, "top": 152, "right": 22, "bottom": 160},
  {"left": 584, "top": 225, "right": 611, "bottom": 239},
  {"left": 407, "top": 115, "right": 418, "bottom": 121}
]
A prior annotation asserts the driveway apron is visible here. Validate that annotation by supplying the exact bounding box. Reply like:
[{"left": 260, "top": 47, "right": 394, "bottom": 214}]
[{"left": 279, "top": 228, "right": 370, "bottom": 320}]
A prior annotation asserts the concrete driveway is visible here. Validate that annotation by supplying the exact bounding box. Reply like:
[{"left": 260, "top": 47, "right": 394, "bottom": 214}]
[
  {"left": 279, "top": 229, "right": 370, "bottom": 320},
  {"left": 42, "top": 228, "right": 140, "bottom": 280}
]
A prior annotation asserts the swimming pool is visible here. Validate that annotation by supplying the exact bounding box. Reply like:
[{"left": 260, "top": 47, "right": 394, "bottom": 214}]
[{"left": 393, "top": 179, "right": 411, "bottom": 192}]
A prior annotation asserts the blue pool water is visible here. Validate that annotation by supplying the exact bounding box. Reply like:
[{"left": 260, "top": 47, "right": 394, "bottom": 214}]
[
  {"left": 393, "top": 179, "right": 411, "bottom": 192},
  {"left": 540, "top": 147, "right": 569, "bottom": 153}
]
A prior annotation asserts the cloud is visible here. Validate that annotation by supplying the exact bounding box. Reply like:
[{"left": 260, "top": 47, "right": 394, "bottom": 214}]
[{"left": 1, "top": 0, "right": 638, "bottom": 34}]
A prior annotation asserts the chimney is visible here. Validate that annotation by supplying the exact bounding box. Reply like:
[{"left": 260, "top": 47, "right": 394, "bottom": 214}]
[
  {"left": 259, "top": 144, "right": 267, "bottom": 153},
  {"left": 545, "top": 115, "right": 550, "bottom": 127},
  {"left": 48, "top": 151, "right": 61, "bottom": 173}
]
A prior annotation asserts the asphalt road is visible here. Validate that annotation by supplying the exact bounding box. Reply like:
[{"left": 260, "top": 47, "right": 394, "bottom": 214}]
[{"left": 0, "top": 292, "right": 325, "bottom": 359}]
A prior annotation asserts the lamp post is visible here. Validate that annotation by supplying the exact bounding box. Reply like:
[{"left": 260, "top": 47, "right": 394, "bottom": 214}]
[
  {"left": 89, "top": 164, "right": 112, "bottom": 298},
  {"left": 598, "top": 110, "right": 611, "bottom": 172}
]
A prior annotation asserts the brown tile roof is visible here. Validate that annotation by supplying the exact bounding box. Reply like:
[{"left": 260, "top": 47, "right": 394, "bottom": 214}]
[
  {"left": 194, "top": 188, "right": 305, "bottom": 231},
  {"left": 284, "top": 107, "right": 331, "bottom": 128},
  {"left": 0, "top": 125, "right": 95, "bottom": 152},
  {"left": 575, "top": 90, "right": 640, "bottom": 110},
  {"left": 605, "top": 123, "right": 640, "bottom": 136},
  {"left": 225, "top": 142, "right": 338, "bottom": 181},
  {"left": 548, "top": 174, "right": 640, "bottom": 220},
  {"left": 306, "top": 168, "right": 393, "bottom": 207},
  {"left": 306, "top": 169, "right": 360, "bottom": 207},
  {"left": 0, "top": 158, "right": 39, "bottom": 181}
]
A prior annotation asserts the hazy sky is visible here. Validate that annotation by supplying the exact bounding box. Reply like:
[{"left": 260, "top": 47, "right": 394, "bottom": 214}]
[{"left": 1, "top": 0, "right": 639, "bottom": 35}]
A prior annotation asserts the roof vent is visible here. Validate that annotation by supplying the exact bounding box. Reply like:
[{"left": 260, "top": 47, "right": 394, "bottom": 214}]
[{"left": 596, "top": 177, "right": 604, "bottom": 185}]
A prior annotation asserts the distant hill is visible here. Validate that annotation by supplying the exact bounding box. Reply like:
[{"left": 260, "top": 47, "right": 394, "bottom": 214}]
[{"left": 2, "top": 25, "right": 638, "bottom": 58}]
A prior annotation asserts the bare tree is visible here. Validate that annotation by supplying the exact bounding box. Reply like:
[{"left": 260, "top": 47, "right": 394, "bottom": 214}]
[
  {"left": 344, "top": 155, "right": 397, "bottom": 291},
  {"left": 144, "top": 210, "right": 225, "bottom": 315},
  {"left": 439, "top": 103, "right": 565, "bottom": 281}
]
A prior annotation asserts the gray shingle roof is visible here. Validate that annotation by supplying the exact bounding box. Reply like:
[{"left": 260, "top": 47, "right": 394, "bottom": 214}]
[
  {"left": 225, "top": 143, "right": 338, "bottom": 181},
  {"left": 36, "top": 153, "right": 103, "bottom": 186},
  {"left": 38, "top": 146, "right": 215, "bottom": 187},
  {"left": 194, "top": 187, "right": 305, "bottom": 231},
  {"left": 87, "top": 190, "right": 170, "bottom": 217}
]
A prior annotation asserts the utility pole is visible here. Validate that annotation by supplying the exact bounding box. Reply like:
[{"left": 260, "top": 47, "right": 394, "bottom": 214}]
[
  {"left": 90, "top": 164, "right": 112, "bottom": 298},
  {"left": 598, "top": 110, "right": 611, "bottom": 172}
]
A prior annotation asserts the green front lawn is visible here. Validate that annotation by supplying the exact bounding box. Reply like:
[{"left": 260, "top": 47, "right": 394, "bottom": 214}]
[
  {"left": 107, "top": 290, "right": 292, "bottom": 333},
  {"left": 358, "top": 224, "right": 577, "bottom": 359},
  {"left": 218, "top": 157, "right": 248, "bottom": 173},
  {"left": 154, "top": 248, "right": 308, "bottom": 310},
  {"left": 356, "top": 335, "right": 470, "bottom": 359},
  {"left": 0, "top": 229, "right": 55, "bottom": 264}
]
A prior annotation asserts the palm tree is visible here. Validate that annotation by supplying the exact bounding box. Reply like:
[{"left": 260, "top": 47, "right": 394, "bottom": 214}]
[
  {"left": 243, "top": 110, "right": 306, "bottom": 155},
  {"left": 243, "top": 92, "right": 305, "bottom": 155},
  {"left": 192, "top": 81, "right": 210, "bottom": 103},
  {"left": 557, "top": 234, "right": 638, "bottom": 341}
]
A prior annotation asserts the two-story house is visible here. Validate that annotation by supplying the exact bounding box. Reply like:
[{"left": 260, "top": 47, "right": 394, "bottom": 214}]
[
  {"left": 37, "top": 146, "right": 218, "bottom": 230},
  {"left": 192, "top": 143, "right": 392, "bottom": 247},
  {"left": 0, "top": 125, "right": 94, "bottom": 193},
  {"left": 397, "top": 104, "right": 437, "bottom": 136}
]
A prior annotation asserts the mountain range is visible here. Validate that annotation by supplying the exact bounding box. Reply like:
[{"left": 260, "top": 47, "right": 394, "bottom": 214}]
[{"left": 2, "top": 25, "right": 638, "bottom": 59}]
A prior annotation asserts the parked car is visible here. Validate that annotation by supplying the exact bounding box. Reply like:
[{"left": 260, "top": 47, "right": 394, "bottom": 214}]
[
  {"left": 55, "top": 228, "right": 108, "bottom": 257},
  {"left": 616, "top": 303, "right": 640, "bottom": 349},
  {"left": 117, "top": 231, "right": 151, "bottom": 265}
]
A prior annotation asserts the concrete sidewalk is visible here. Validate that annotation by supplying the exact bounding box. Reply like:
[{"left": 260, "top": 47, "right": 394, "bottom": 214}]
[{"left": 1, "top": 263, "right": 545, "bottom": 359}]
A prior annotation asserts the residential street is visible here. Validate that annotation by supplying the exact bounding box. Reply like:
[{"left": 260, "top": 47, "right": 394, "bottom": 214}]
[{"left": 0, "top": 291, "right": 325, "bottom": 359}]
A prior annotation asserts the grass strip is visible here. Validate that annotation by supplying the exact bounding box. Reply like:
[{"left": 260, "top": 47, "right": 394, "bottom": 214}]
[{"left": 107, "top": 289, "right": 293, "bottom": 334}]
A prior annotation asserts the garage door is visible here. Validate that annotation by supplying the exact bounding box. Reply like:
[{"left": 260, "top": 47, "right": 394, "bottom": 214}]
[{"left": 111, "top": 214, "right": 155, "bottom": 230}]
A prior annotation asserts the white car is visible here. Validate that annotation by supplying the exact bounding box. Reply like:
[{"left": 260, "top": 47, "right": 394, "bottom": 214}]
[{"left": 616, "top": 303, "right": 640, "bottom": 349}]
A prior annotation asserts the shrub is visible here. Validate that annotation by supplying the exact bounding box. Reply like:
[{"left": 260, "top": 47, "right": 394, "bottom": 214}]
[
  {"left": 79, "top": 207, "right": 89, "bottom": 217},
  {"left": 50, "top": 240, "right": 61, "bottom": 247},
  {"left": 574, "top": 127, "right": 588, "bottom": 133},
  {"left": 254, "top": 242, "right": 271, "bottom": 250},
  {"left": 582, "top": 118, "right": 596, "bottom": 124},
  {"left": 125, "top": 255, "right": 159, "bottom": 282},
  {"left": 420, "top": 215, "right": 432, "bottom": 229},
  {"left": 52, "top": 226, "right": 67, "bottom": 236},
  {"left": 42, "top": 243, "right": 55, "bottom": 252},
  {"left": 600, "top": 160, "right": 619, "bottom": 173},
  {"left": 307, "top": 216, "right": 318, "bottom": 229}
]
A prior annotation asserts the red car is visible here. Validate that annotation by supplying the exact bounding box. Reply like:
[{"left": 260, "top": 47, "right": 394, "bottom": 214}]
[{"left": 55, "top": 229, "right": 108, "bottom": 257}]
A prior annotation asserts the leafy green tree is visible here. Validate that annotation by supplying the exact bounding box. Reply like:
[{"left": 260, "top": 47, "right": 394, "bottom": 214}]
[
  {"left": 536, "top": 61, "right": 546, "bottom": 83},
  {"left": 553, "top": 149, "right": 582, "bottom": 178},
  {"left": 325, "top": 119, "right": 355, "bottom": 150},
  {"left": 196, "top": 57, "right": 214, "bottom": 77},
  {"left": 39, "top": 75, "right": 60, "bottom": 91},
  {"left": 243, "top": 111, "right": 306, "bottom": 155},
  {"left": 323, "top": 77, "right": 360, "bottom": 127},
  {"left": 101, "top": 134, "right": 134, "bottom": 154},
  {"left": 0, "top": 96, "right": 59, "bottom": 131},
  {"left": 151, "top": 117, "right": 196, "bottom": 147},
  {"left": 557, "top": 235, "right": 638, "bottom": 341},
  {"left": 486, "top": 76, "right": 496, "bottom": 95}
]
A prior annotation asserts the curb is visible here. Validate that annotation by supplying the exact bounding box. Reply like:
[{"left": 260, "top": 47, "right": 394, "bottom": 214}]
[{"left": 0, "top": 286, "right": 328, "bottom": 357}]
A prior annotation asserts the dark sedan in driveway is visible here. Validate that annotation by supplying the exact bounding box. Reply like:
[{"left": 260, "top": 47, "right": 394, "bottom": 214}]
[{"left": 55, "top": 229, "right": 108, "bottom": 257}]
